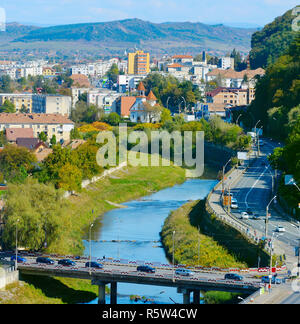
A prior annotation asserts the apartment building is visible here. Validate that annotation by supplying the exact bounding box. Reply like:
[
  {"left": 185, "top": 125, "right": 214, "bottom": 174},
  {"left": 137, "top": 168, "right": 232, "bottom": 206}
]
[
  {"left": 32, "top": 95, "right": 72, "bottom": 116},
  {"left": 128, "top": 51, "right": 150, "bottom": 75},
  {"left": 219, "top": 57, "right": 235, "bottom": 70},
  {"left": 117, "top": 74, "right": 146, "bottom": 93},
  {"left": 0, "top": 93, "right": 32, "bottom": 113},
  {"left": 206, "top": 87, "right": 250, "bottom": 106},
  {"left": 0, "top": 113, "right": 74, "bottom": 143},
  {"left": 87, "top": 90, "right": 120, "bottom": 114}
]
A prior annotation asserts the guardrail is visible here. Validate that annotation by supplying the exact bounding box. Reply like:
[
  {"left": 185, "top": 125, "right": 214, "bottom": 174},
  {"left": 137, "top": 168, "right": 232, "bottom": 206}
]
[{"left": 206, "top": 153, "right": 273, "bottom": 254}]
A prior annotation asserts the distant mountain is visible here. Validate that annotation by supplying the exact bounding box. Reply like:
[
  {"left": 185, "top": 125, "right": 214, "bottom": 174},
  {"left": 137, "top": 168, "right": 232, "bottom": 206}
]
[
  {"left": 250, "top": 9, "right": 299, "bottom": 68},
  {"left": 0, "top": 19, "right": 258, "bottom": 56}
]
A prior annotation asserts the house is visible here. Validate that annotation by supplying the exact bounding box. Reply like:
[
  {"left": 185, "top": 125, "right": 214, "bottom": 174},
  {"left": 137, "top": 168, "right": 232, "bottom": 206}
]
[
  {"left": 206, "top": 87, "right": 251, "bottom": 107},
  {"left": 116, "top": 96, "right": 136, "bottom": 118},
  {"left": 0, "top": 113, "right": 75, "bottom": 144},
  {"left": 70, "top": 74, "right": 91, "bottom": 88},
  {"left": 16, "top": 138, "right": 40, "bottom": 150},
  {"left": 130, "top": 82, "right": 161, "bottom": 123},
  {"left": 34, "top": 142, "right": 53, "bottom": 162},
  {"left": 5, "top": 128, "right": 34, "bottom": 144}
]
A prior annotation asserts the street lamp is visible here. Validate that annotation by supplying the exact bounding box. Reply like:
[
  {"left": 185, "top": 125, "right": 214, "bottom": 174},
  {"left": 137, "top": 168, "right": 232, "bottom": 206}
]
[
  {"left": 181, "top": 96, "right": 187, "bottom": 114},
  {"left": 89, "top": 223, "right": 94, "bottom": 275},
  {"left": 236, "top": 114, "right": 242, "bottom": 125},
  {"left": 269, "top": 233, "right": 279, "bottom": 293},
  {"left": 257, "top": 126, "right": 263, "bottom": 157},
  {"left": 222, "top": 158, "right": 232, "bottom": 198},
  {"left": 15, "top": 218, "right": 20, "bottom": 271},
  {"left": 172, "top": 231, "right": 176, "bottom": 282},
  {"left": 166, "top": 97, "right": 171, "bottom": 110},
  {"left": 265, "top": 195, "right": 277, "bottom": 239}
]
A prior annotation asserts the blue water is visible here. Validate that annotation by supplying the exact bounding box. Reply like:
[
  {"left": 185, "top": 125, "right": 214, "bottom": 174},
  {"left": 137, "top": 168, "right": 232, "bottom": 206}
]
[{"left": 83, "top": 179, "right": 217, "bottom": 304}]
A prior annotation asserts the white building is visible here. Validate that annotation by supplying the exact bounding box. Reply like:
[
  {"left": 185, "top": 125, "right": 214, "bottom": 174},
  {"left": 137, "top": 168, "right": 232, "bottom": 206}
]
[{"left": 219, "top": 57, "right": 235, "bottom": 70}]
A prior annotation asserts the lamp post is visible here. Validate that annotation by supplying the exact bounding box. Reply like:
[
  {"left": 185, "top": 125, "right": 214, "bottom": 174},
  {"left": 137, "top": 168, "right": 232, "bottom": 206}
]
[
  {"left": 269, "top": 233, "right": 278, "bottom": 292},
  {"left": 89, "top": 222, "right": 94, "bottom": 275},
  {"left": 172, "top": 230, "right": 176, "bottom": 282},
  {"left": 257, "top": 126, "right": 263, "bottom": 157},
  {"left": 166, "top": 97, "right": 171, "bottom": 110},
  {"left": 181, "top": 96, "right": 187, "bottom": 114},
  {"left": 236, "top": 114, "right": 242, "bottom": 125},
  {"left": 15, "top": 218, "right": 20, "bottom": 271},
  {"left": 265, "top": 195, "right": 277, "bottom": 239},
  {"left": 222, "top": 158, "right": 232, "bottom": 198}
]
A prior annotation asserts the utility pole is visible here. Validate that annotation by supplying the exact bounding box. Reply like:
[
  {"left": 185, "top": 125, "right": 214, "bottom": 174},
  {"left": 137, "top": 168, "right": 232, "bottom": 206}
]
[
  {"left": 265, "top": 196, "right": 277, "bottom": 238},
  {"left": 198, "top": 226, "right": 200, "bottom": 265},
  {"left": 89, "top": 222, "right": 94, "bottom": 275},
  {"left": 222, "top": 158, "right": 232, "bottom": 199},
  {"left": 172, "top": 231, "right": 176, "bottom": 282},
  {"left": 15, "top": 218, "right": 20, "bottom": 271}
]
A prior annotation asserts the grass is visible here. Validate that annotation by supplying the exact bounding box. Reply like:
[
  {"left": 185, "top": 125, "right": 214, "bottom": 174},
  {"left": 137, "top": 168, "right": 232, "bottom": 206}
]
[{"left": 161, "top": 200, "right": 248, "bottom": 268}]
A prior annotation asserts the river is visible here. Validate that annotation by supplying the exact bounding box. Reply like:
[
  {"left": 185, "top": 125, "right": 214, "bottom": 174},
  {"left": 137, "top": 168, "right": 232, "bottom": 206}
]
[{"left": 83, "top": 178, "right": 217, "bottom": 304}]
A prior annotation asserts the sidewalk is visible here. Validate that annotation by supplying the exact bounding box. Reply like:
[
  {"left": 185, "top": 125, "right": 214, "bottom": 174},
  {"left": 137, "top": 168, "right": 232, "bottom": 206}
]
[{"left": 247, "top": 283, "right": 294, "bottom": 304}]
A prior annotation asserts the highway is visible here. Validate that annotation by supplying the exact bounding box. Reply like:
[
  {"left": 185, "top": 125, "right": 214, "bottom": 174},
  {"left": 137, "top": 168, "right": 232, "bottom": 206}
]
[{"left": 228, "top": 139, "right": 300, "bottom": 261}]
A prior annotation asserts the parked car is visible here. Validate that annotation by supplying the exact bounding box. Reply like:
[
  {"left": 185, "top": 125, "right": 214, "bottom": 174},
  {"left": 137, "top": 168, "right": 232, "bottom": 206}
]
[
  {"left": 240, "top": 212, "right": 250, "bottom": 220},
  {"left": 36, "top": 257, "right": 55, "bottom": 265},
  {"left": 231, "top": 199, "right": 239, "bottom": 209},
  {"left": 10, "top": 255, "right": 27, "bottom": 263},
  {"left": 276, "top": 226, "right": 286, "bottom": 233},
  {"left": 85, "top": 262, "right": 103, "bottom": 269},
  {"left": 246, "top": 209, "right": 254, "bottom": 216},
  {"left": 137, "top": 265, "right": 155, "bottom": 273},
  {"left": 175, "top": 268, "right": 194, "bottom": 276},
  {"left": 261, "top": 276, "right": 282, "bottom": 285},
  {"left": 58, "top": 259, "right": 76, "bottom": 267},
  {"left": 224, "top": 273, "right": 244, "bottom": 281}
]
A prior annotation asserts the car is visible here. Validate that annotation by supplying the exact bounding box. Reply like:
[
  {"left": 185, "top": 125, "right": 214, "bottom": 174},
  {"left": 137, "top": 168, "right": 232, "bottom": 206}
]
[
  {"left": 241, "top": 212, "right": 250, "bottom": 219},
  {"left": 231, "top": 202, "right": 239, "bottom": 209},
  {"left": 224, "top": 273, "right": 244, "bottom": 281},
  {"left": 175, "top": 268, "right": 194, "bottom": 276},
  {"left": 10, "top": 255, "right": 27, "bottom": 263},
  {"left": 36, "top": 257, "right": 55, "bottom": 265},
  {"left": 58, "top": 259, "right": 76, "bottom": 267},
  {"left": 137, "top": 265, "right": 156, "bottom": 273},
  {"left": 258, "top": 140, "right": 265, "bottom": 146},
  {"left": 261, "top": 276, "right": 282, "bottom": 285},
  {"left": 252, "top": 214, "right": 260, "bottom": 220},
  {"left": 85, "top": 261, "right": 103, "bottom": 269},
  {"left": 276, "top": 226, "right": 286, "bottom": 233}
]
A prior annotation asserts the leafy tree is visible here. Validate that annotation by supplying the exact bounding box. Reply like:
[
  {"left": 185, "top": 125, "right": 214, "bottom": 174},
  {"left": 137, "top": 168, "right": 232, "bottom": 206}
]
[
  {"left": 160, "top": 108, "right": 172, "bottom": 125},
  {"left": 103, "top": 112, "right": 121, "bottom": 126},
  {"left": 0, "top": 145, "right": 37, "bottom": 183},
  {"left": 2, "top": 180, "right": 68, "bottom": 251},
  {"left": 0, "top": 99, "right": 16, "bottom": 113},
  {"left": 50, "top": 135, "right": 57, "bottom": 146},
  {"left": 57, "top": 163, "right": 82, "bottom": 192},
  {"left": 106, "top": 63, "right": 120, "bottom": 83},
  {"left": 39, "top": 132, "right": 48, "bottom": 143},
  {"left": 71, "top": 101, "right": 98, "bottom": 124}
]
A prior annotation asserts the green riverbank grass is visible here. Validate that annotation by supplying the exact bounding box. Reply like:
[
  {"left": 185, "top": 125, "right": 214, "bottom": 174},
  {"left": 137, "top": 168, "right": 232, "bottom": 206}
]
[{"left": 161, "top": 200, "right": 247, "bottom": 268}]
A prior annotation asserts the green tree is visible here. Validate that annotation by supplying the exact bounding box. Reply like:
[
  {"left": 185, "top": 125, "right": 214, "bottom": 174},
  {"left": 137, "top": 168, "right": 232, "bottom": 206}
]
[
  {"left": 2, "top": 180, "right": 68, "bottom": 251},
  {"left": 57, "top": 163, "right": 82, "bottom": 192},
  {"left": 0, "top": 145, "right": 37, "bottom": 183},
  {"left": 104, "top": 112, "right": 121, "bottom": 126},
  {"left": 50, "top": 135, "right": 57, "bottom": 146},
  {"left": 0, "top": 99, "right": 16, "bottom": 113},
  {"left": 160, "top": 108, "right": 172, "bottom": 125},
  {"left": 39, "top": 132, "right": 48, "bottom": 143}
]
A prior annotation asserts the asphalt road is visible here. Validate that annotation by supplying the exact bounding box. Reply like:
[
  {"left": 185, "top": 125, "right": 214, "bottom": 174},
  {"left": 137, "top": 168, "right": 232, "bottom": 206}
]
[
  {"left": 281, "top": 292, "right": 300, "bottom": 304},
  {"left": 230, "top": 139, "right": 300, "bottom": 254}
]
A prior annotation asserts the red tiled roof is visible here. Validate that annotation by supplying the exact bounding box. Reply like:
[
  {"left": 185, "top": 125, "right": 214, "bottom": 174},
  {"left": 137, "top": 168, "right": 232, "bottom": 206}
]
[
  {"left": 146, "top": 90, "right": 157, "bottom": 101},
  {"left": 172, "top": 55, "right": 193, "bottom": 59},
  {"left": 0, "top": 113, "right": 74, "bottom": 125},
  {"left": 167, "top": 63, "right": 184, "bottom": 69},
  {"left": 5, "top": 128, "right": 34, "bottom": 142},
  {"left": 70, "top": 74, "right": 91, "bottom": 87},
  {"left": 119, "top": 97, "right": 136, "bottom": 117},
  {"left": 137, "top": 82, "right": 146, "bottom": 92}
]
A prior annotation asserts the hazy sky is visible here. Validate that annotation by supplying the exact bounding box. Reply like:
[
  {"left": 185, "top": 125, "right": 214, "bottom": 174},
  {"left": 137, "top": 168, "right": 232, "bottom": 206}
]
[{"left": 1, "top": 0, "right": 299, "bottom": 27}]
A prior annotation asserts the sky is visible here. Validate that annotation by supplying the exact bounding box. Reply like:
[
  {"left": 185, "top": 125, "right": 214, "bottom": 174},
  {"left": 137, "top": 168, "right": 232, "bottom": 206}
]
[{"left": 1, "top": 0, "right": 299, "bottom": 27}]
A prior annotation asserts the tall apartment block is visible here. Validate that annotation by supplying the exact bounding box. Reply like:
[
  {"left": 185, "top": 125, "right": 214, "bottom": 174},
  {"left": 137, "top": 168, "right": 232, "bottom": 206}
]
[{"left": 128, "top": 51, "right": 150, "bottom": 75}]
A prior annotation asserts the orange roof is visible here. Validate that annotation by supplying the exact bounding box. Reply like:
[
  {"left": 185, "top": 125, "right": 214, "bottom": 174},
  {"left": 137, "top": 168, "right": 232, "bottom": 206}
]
[
  {"left": 167, "top": 63, "right": 184, "bottom": 69},
  {"left": 5, "top": 128, "right": 34, "bottom": 142},
  {"left": 0, "top": 113, "right": 74, "bottom": 125},
  {"left": 146, "top": 90, "right": 157, "bottom": 101},
  {"left": 70, "top": 74, "right": 91, "bottom": 88},
  {"left": 137, "top": 82, "right": 146, "bottom": 92},
  {"left": 119, "top": 96, "right": 136, "bottom": 117},
  {"left": 207, "top": 68, "right": 265, "bottom": 79},
  {"left": 172, "top": 55, "right": 193, "bottom": 59}
]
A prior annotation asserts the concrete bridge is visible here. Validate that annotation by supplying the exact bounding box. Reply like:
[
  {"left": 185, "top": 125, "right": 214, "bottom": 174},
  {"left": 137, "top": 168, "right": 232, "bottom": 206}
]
[{"left": 17, "top": 258, "right": 261, "bottom": 304}]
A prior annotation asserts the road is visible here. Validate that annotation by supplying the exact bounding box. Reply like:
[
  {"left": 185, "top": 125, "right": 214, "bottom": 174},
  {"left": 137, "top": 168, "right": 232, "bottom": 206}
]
[
  {"left": 228, "top": 139, "right": 299, "bottom": 263},
  {"left": 281, "top": 292, "right": 300, "bottom": 304}
]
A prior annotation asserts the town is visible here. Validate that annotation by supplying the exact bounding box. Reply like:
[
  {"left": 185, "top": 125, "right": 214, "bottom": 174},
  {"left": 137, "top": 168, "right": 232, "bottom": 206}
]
[{"left": 0, "top": 1, "right": 299, "bottom": 309}]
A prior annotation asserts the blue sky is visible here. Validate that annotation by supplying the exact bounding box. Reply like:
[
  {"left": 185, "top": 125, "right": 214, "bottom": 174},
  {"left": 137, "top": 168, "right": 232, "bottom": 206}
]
[{"left": 1, "top": 0, "right": 299, "bottom": 27}]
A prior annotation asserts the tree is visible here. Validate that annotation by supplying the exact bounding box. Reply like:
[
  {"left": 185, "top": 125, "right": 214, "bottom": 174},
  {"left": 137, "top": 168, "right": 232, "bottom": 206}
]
[
  {"left": 71, "top": 101, "right": 98, "bottom": 124},
  {"left": 50, "top": 135, "right": 57, "bottom": 146},
  {"left": 160, "top": 108, "right": 172, "bottom": 125},
  {"left": 106, "top": 63, "right": 120, "bottom": 83},
  {"left": 2, "top": 180, "right": 68, "bottom": 251},
  {"left": 57, "top": 163, "right": 82, "bottom": 193},
  {"left": 104, "top": 112, "right": 121, "bottom": 126},
  {"left": 39, "top": 132, "right": 48, "bottom": 143},
  {"left": 0, "top": 99, "right": 16, "bottom": 113},
  {"left": 0, "top": 145, "right": 37, "bottom": 183}
]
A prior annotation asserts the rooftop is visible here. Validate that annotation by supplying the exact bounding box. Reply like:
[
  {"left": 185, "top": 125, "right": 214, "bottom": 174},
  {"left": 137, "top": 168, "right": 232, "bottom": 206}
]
[{"left": 0, "top": 113, "right": 74, "bottom": 125}]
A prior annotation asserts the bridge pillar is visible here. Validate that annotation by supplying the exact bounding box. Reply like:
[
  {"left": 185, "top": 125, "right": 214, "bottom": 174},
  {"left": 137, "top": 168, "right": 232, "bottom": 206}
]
[
  {"left": 193, "top": 290, "right": 200, "bottom": 304},
  {"left": 110, "top": 282, "right": 117, "bottom": 305},
  {"left": 98, "top": 282, "right": 106, "bottom": 305},
  {"left": 182, "top": 289, "right": 190, "bottom": 304}
]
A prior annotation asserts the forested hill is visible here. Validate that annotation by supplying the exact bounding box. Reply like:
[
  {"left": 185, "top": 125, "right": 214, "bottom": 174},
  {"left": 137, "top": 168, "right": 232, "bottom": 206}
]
[
  {"left": 0, "top": 19, "right": 257, "bottom": 54},
  {"left": 250, "top": 8, "right": 299, "bottom": 69}
]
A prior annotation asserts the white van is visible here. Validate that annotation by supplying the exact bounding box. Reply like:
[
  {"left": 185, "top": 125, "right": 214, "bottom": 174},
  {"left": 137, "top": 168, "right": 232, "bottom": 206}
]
[{"left": 175, "top": 268, "right": 194, "bottom": 277}]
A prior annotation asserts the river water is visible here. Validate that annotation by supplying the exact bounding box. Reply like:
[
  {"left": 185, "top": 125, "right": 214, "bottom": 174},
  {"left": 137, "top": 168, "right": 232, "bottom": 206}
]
[{"left": 83, "top": 179, "right": 217, "bottom": 304}]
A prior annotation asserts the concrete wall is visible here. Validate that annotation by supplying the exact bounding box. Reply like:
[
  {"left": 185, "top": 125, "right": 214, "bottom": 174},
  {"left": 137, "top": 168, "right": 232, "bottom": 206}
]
[{"left": 0, "top": 267, "right": 18, "bottom": 290}]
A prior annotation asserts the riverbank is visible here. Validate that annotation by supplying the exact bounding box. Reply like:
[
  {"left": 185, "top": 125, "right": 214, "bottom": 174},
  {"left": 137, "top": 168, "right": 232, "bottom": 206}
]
[
  {"left": 161, "top": 200, "right": 248, "bottom": 268},
  {"left": 161, "top": 199, "right": 269, "bottom": 269}
]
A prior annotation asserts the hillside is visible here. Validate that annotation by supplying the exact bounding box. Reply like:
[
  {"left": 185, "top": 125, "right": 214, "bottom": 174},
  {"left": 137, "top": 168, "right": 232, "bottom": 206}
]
[
  {"left": 249, "top": 8, "right": 299, "bottom": 69},
  {"left": 0, "top": 19, "right": 257, "bottom": 56}
]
